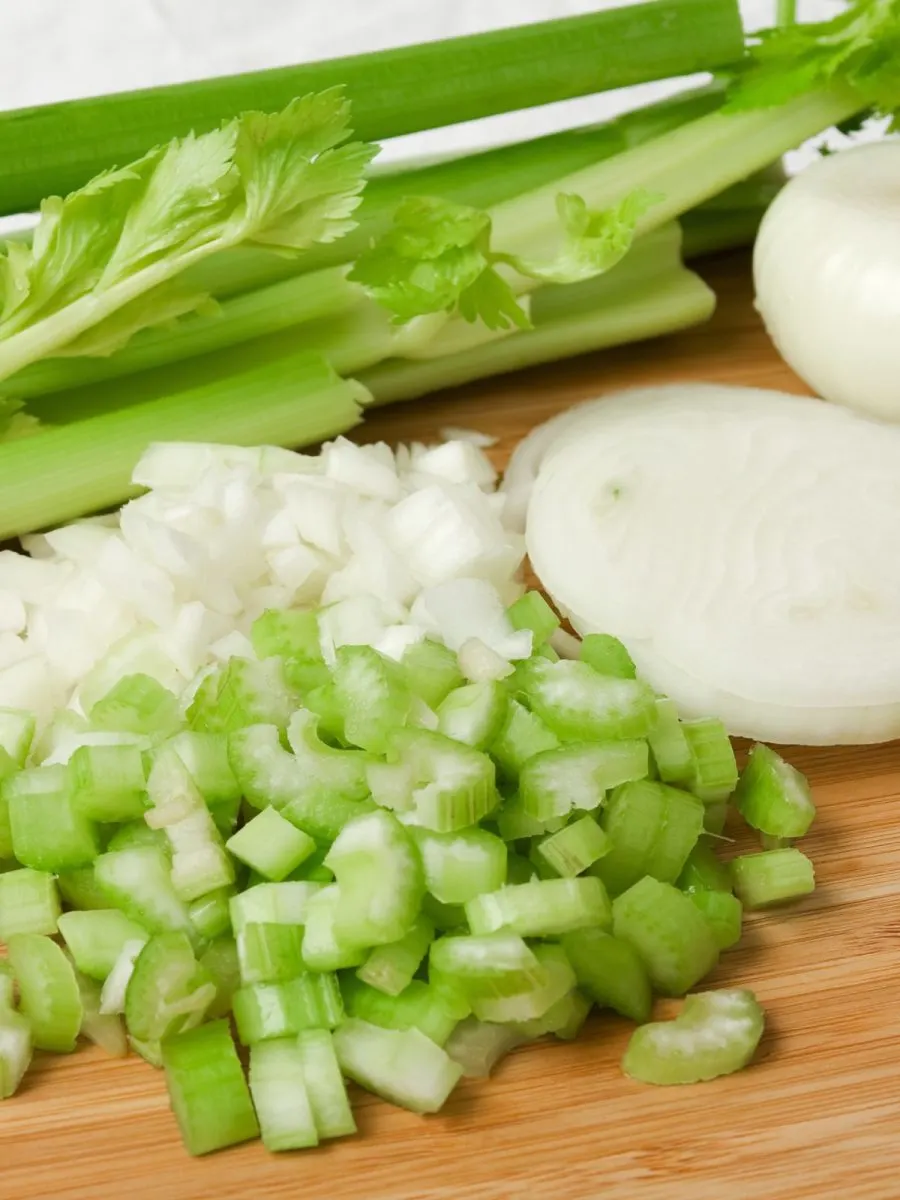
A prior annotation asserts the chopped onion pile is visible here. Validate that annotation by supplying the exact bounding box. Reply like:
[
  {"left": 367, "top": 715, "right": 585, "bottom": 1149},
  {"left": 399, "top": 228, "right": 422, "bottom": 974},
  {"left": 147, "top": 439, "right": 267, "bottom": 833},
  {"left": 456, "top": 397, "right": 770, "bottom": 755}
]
[{"left": 513, "top": 383, "right": 900, "bottom": 746}]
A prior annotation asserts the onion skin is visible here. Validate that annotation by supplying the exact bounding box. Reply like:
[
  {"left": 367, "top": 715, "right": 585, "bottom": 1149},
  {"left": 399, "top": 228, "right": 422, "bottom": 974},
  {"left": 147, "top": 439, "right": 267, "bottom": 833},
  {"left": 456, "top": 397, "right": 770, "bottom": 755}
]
[{"left": 754, "top": 140, "right": 900, "bottom": 422}]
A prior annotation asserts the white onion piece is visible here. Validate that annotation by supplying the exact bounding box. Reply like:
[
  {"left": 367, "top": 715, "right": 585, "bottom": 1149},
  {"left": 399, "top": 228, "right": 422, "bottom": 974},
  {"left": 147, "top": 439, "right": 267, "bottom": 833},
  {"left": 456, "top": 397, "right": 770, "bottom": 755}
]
[
  {"left": 754, "top": 140, "right": 900, "bottom": 421},
  {"left": 525, "top": 383, "right": 900, "bottom": 744},
  {"left": 411, "top": 579, "right": 531, "bottom": 660}
]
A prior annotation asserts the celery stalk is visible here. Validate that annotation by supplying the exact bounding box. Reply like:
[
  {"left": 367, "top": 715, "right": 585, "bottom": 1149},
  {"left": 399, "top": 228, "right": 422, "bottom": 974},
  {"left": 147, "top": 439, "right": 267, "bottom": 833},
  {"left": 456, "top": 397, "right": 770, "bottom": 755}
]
[
  {"left": 0, "top": 351, "right": 366, "bottom": 540},
  {"left": 0, "top": 1, "right": 743, "bottom": 215},
  {"left": 7, "top": 934, "right": 83, "bottom": 1053},
  {"left": 334, "top": 1017, "right": 463, "bottom": 1114}
]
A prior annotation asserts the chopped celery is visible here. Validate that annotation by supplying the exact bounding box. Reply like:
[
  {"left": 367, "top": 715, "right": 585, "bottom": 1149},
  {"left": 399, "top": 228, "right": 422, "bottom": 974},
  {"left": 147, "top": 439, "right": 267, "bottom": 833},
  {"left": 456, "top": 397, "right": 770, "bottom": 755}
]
[
  {"left": 421, "top": 894, "right": 468, "bottom": 933},
  {"left": 342, "top": 977, "right": 457, "bottom": 1046},
  {"left": 512, "top": 987, "right": 592, "bottom": 1041},
  {"left": 496, "top": 795, "right": 546, "bottom": 842},
  {"left": 230, "top": 881, "right": 324, "bottom": 932},
  {"left": 413, "top": 826, "right": 507, "bottom": 905},
  {"left": 99, "top": 939, "right": 148, "bottom": 1017},
  {"left": 169, "top": 731, "right": 241, "bottom": 811},
  {"left": 623, "top": 988, "right": 765, "bottom": 1085},
  {"left": 730, "top": 848, "right": 815, "bottom": 910},
  {"left": 466, "top": 877, "right": 611, "bottom": 938},
  {"left": 232, "top": 973, "right": 343, "bottom": 1044},
  {"left": 647, "top": 698, "right": 695, "bottom": 785},
  {"left": 161, "top": 1020, "right": 259, "bottom": 1156},
  {"left": 0, "top": 868, "right": 60, "bottom": 938},
  {"left": 94, "top": 845, "right": 195, "bottom": 937},
  {"left": 561, "top": 928, "right": 653, "bottom": 1023},
  {"left": 296, "top": 1029, "right": 357, "bottom": 1139},
  {"left": 612, "top": 876, "right": 719, "bottom": 996},
  {"left": 188, "top": 888, "right": 233, "bottom": 941},
  {"left": 56, "top": 866, "right": 115, "bottom": 911},
  {"left": 579, "top": 633, "right": 636, "bottom": 679},
  {"left": 90, "top": 675, "right": 181, "bottom": 737},
  {"left": 430, "top": 933, "right": 544, "bottom": 998},
  {"left": 57, "top": 909, "right": 150, "bottom": 981},
  {"left": 236, "top": 923, "right": 306, "bottom": 986},
  {"left": 334, "top": 1018, "right": 463, "bottom": 1114},
  {"left": 535, "top": 815, "right": 611, "bottom": 878},
  {"left": 703, "top": 801, "right": 729, "bottom": 837},
  {"left": 249, "top": 1039, "right": 319, "bottom": 1151},
  {"left": 199, "top": 937, "right": 242, "bottom": 1020},
  {"left": 0, "top": 709, "right": 36, "bottom": 767},
  {"left": 74, "top": 968, "right": 129, "bottom": 1058},
  {"left": 507, "top": 593, "right": 560, "bottom": 646},
  {"left": 124, "top": 933, "right": 215, "bottom": 1043},
  {"left": 513, "top": 658, "right": 656, "bottom": 741},
  {"left": 596, "top": 780, "right": 703, "bottom": 896},
  {"left": 490, "top": 699, "right": 559, "bottom": 781},
  {"left": 301, "top": 886, "right": 367, "bottom": 972},
  {"left": 506, "top": 850, "right": 538, "bottom": 885},
  {"left": 226, "top": 808, "right": 316, "bottom": 882},
  {"left": 6, "top": 765, "right": 100, "bottom": 871},
  {"left": 357, "top": 914, "right": 435, "bottom": 997},
  {"left": 444, "top": 1017, "right": 526, "bottom": 1078},
  {"left": 468, "top": 944, "right": 576, "bottom": 1023},
  {"left": 333, "top": 645, "right": 411, "bottom": 754},
  {"left": 325, "top": 810, "right": 424, "bottom": 947},
  {"left": 229, "top": 719, "right": 374, "bottom": 841},
  {"left": 189, "top": 657, "right": 298, "bottom": 736},
  {"left": 7, "top": 934, "right": 83, "bottom": 1052},
  {"left": 251, "top": 609, "right": 322, "bottom": 663},
  {"left": 0, "top": 966, "right": 32, "bottom": 1098},
  {"left": 436, "top": 681, "right": 508, "bottom": 750},
  {"left": 520, "top": 741, "right": 648, "bottom": 821},
  {"left": 402, "top": 639, "right": 465, "bottom": 710},
  {"left": 69, "top": 742, "right": 148, "bottom": 822},
  {"left": 735, "top": 744, "right": 816, "bottom": 840},
  {"left": 387, "top": 728, "right": 497, "bottom": 832},
  {"left": 690, "top": 890, "right": 742, "bottom": 950},
  {"left": 676, "top": 840, "right": 733, "bottom": 894},
  {"left": 105, "top": 821, "right": 170, "bottom": 856},
  {"left": 682, "top": 719, "right": 738, "bottom": 803}
]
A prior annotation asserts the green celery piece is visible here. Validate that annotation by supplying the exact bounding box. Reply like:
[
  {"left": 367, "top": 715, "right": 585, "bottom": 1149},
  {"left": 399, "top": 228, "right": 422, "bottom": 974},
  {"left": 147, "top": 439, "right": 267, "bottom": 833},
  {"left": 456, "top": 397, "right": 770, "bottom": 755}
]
[
  {"left": 513, "top": 658, "right": 657, "bottom": 742},
  {"left": 301, "top": 885, "right": 367, "bottom": 972},
  {"left": 512, "top": 987, "right": 592, "bottom": 1041},
  {"left": 69, "top": 742, "right": 148, "bottom": 822},
  {"left": 188, "top": 657, "right": 298, "bottom": 736},
  {"left": 596, "top": 780, "right": 704, "bottom": 896},
  {"left": 161, "top": 1020, "right": 259, "bottom": 1156},
  {"left": 467, "top": 943, "right": 576, "bottom": 1024},
  {"left": 444, "top": 1017, "right": 526, "bottom": 1078},
  {"left": 612, "top": 876, "right": 719, "bottom": 995},
  {"left": 58, "top": 909, "right": 151, "bottom": 981},
  {"left": 56, "top": 866, "right": 115, "bottom": 911},
  {"left": 232, "top": 973, "right": 344, "bottom": 1044},
  {"left": 169, "top": 731, "right": 242, "bottom": 808},
  {"left": 412, "top": 826, "right": 507, "bottom": 905},
  {"left": 495, "top": 795, "right": 547, "bottom": 842},
  {"left": 89, "top": 674, "right": 182, "bottom": 737},
  {"left": 623, "top": 988, "right": 765, "bottom": 1085},
  {"left": 249, "top": 1039, "right": 320, "bottom": 1152},
  {"left": 677, "top": 839, "right": 733, "bottom": 894},
  {"left": 647, "top": 697, "right": 695, "bottom": 785},
  {"left": 187, "top": 888, "right": 234, "bottom": 941},
  {"left": 436, "top": 681, "right": 509, "bottom": 751},
  {"left": 0, "top": 92, "right": 377, "bottom": 384},
  {"left": 0, "top": 975, "right": 33, "bottom": 1097},
  {"left": 401, "top": 638, "right": 464, "bottom": 709},
  {"left": 226, "top": 807, "right": 316, "bottom": 882},
  {"left": 703, "top": 801, "right": 729, "bottom": 837},
  {"left": 296, "top": 1029, "right": 357, "bottom": 1139},
  {"left": 466, "top": 877, "right": 611, "bottom": 938},
  {"left": 507, "top": 592, "right": 560, "bottom": 646},
  {"left": 579, "top": 633, "right": 637, "bottom": 678},
  {"left": 520, "top": 741, "right": 648, "bottom": 821},
  {"left": 334, "top": 1017, "right": 463, "bottom": 1114},
  {"left": 198, "top": 936, "right": 242, "bottom": 1019},
  {"left": 735, "top": 744, "right": 816, "bottom": 839},
  {"left": 105, "top": 821, "right": 170, "bottom": 856},
  {"left": 229, "top": 881, "right": 324, "bottom": 932},
  {"left": 0, "top": 750, "right": 15, "bottom": 859},
  {"left": 0, "top": 349, "right": 366, "bottom": 542},
  {"left": 490, "top": 699, "right": 560, "bottom": 781},
  {"left": 536, "top": 815, "right": 611, "bottom": 878},
  {"left": 6, "top": 765, "right": 100, "bottom": 871},
  {"left": 146, "top": 744, "right": 234, "bottom": 902},
  {"left": 0, "top": 868, "right": 61, "bottom": 938},
  {"left": 0, "top": 708, "right": 36, "bottom": 766},
  {"left": 332, "top": 644, "right": 412, "bottom": 754},
  {"left": 74, "top": 968, "right": 129, "bottom": 1058},
  {"left": 430, "top": 933, "right": 545, "bottom": 999},
  {"left": 561, "top": 927, "right": 652, "bottom": 1023},
  {"left": 325, "top": 809, "right": 424, "bottom": 947},
  {"left": 730, "top": 848, "right": 815, "bottom": 910},
  {"left": 682, "top": 718, "right": 739, "bottom": 802},
  {"left": 342, "top": 977, "right": 458, "bottom": 1047},
  {"left": 7, "top": 934, "right": 83, "bottom": 1052},
  {"left": 94, "top": 845, "right": 195, "bottom": 937},
  {"left": 357, "top": 914, "right": 435, "bottom": 997},
  {"left": 236, "top": 923, "right": 306, "bottom": 986},
  {"left": 229, "top": 718, "right": 373, "bottom": 842},
  {"left": 124, "top": 932, "right": 215, "bottom": 1043},
  {"left": 251, "top": 608, "right": 322, "bottom": 662},
  {"left": 690, "top": 890, "right": 743, "bottom": 950},
  {"left": 388, "top": 727, "right": 497, "bottom": 832},
  {"left": 421, "top": 895, "right": 468, "bottom": 934}
]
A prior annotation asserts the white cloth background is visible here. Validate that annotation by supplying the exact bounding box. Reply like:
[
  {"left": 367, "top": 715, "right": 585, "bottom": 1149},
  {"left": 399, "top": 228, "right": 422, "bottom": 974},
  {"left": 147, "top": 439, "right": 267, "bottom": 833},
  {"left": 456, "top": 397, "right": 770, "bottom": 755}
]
[{"left": 0, "top": 0, "right": 844, "bottom": 168}]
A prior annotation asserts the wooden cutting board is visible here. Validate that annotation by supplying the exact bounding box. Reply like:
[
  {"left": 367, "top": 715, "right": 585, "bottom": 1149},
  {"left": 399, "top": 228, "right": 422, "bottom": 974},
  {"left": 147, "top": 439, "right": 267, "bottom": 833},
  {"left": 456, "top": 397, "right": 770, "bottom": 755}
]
[{"left": 5, "top": 252, "right": 900, "bottom": 1200}]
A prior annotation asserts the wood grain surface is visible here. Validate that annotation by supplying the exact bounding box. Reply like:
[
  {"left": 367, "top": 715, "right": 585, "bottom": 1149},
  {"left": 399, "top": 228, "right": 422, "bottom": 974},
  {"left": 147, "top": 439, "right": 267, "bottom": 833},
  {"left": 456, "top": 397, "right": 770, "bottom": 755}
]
[{"left": 5, "top": 252, "right": 900, "bottom": 1200}]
